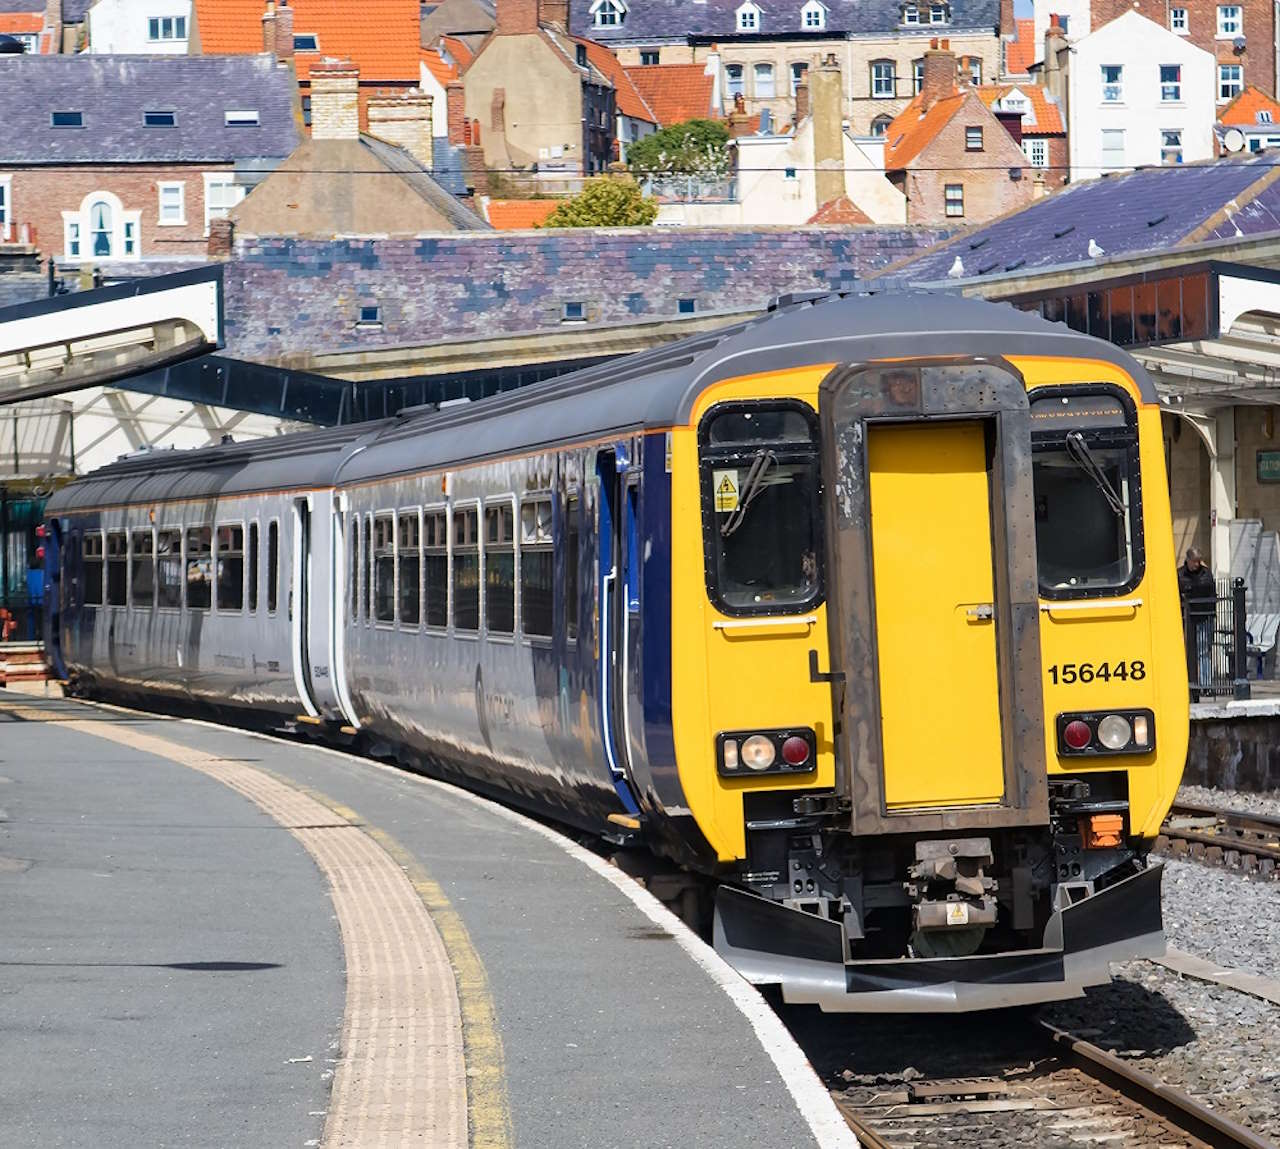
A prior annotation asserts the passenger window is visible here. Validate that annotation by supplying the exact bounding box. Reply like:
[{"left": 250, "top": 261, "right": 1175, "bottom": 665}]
[
  {"left": 398, "top": 511, "right": 420, "bottom": 626},
  {"left": 186, "top": 526, "right": 212, "bottom": 610},
  {"left": 157, "top": 529, "right": 182, "bottom": 608},
  {"left": 248, "top": 522, "right": 259, "bottom": 612},
  {"left": 130, "top": 529, "right": 155, "bottom": 607},
  {"left": 521, "top": 496, "right": 554, "bottom": 638},
  {"left": 485, "top": 502, "right": 515, "bottom": 635},
  {"left": 699, "top": 403, "right": 822, "bottom": 615},
  {"left": 424, "top": 509, "right": 448, "bottom": 628},
  {"left": 216, "top": 525, "right": 244, "bottom": 611},
  {"left": 106, "top": 531, "right": 128, "bottom": 606},
  {"left": 373, "top": 514, "right": 395, "bottom": 623},
  {"left": 82, "top": 532, "right": 104, "bottom": 606},
  {"left": 565, "top": 494, "right": 580, "bottom": 643},
  {"left": 267, "top": 520, "right": 279, "bottom": 613},
  {"left": 452, "top": 507, "right": 480, "bottom": 632}
]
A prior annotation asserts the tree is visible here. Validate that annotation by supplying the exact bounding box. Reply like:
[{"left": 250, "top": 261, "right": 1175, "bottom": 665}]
[
  {"left": 537, "top": 177, "right": 658, "bottom": 228},
  {"left": 625, "top": 119, "right": 732, "bottom": 180}
]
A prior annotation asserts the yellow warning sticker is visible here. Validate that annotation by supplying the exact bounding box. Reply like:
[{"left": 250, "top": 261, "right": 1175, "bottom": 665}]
[
  {"left": 713, "top": 469, "right": 739, "bottom": 513},
  {"left": 946, "top": 902, "right": 970, "bottom": 926}
]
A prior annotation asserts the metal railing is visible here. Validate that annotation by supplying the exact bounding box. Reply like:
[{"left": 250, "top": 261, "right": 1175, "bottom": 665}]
[
  {"left": 1184, "top": 577, "right": 1249, "bottom": 701},
  {"left": 639, "top": 175, "right": 738, "bottom": 203}
]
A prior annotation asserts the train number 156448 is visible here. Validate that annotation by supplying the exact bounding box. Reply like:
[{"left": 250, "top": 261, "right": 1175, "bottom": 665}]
[{"left": 1047, "top": 660, "right": 1145, "bottom": 684}]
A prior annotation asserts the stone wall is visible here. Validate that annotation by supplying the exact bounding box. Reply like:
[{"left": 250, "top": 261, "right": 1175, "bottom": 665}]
[
  {"left": 221, "top": 225, "right": 952, "bottom": 361},
  {"left": 1186, "top": 714, "right": 1280, "bottom": 792}
]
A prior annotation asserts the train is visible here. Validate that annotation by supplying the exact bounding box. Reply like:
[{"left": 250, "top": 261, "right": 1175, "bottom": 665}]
[{"left": 42, "top": 292, "right": 1188, "bottom": 1012}]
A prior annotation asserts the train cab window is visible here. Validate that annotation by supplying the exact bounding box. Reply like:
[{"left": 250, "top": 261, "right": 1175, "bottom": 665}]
[
  {"left": 106, "top": 531, "right": 128, "bottom": 606},
  {"left": 373, "top": 514, "right": 395, "bottom": 624},
  {"left": 130, "top": 529, "right": 155, "bottom": 607},
  {"left": 565, "top": 494, "right": 580, "bottom": 644},
  {"left": 248, "top": 522, "right": 259, "bottom": 612},
  {"left": 698, "top": 403, "right": 822, "bottom": 615},
  {"left": 267, "top": 520, "right": 279, "bottom": 613},
  {"left": 1030, "top": 388, "right": 1143, "bottom": 598},
  {"left": 520, "top": 496, "right": 554, "bottom": 638},
  {"left": 186, "top": 526, "right": 212, "bottom": 610},
  {"left": 424, "top": 509, "right": 448, "bottom": 628},
  {"left": 216, "top": 525, "right": 244, "bottom": 611},
  {"left": 82, "top": 532, "right": 104, "bottom": 605},
  {"left": 485, "top": 502, "right": 515, "bottom": 635},
  {"left": 452, "top": 507, "right": 480, "bottom": 632},
  {"left": 398, "top": 511, "right": 421, "bottom": 626},
  {"left": 349, "top": 514, "right": 360, "bottom": 622},
  {"left": 157, "top": 529, "right": 182, "bottom": 608}
]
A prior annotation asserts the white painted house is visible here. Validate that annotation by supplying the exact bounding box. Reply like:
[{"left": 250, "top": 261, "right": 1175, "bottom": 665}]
[
  {"left": 1067, "top": 11, "right": 1214, "bottom": 181},
  {"left": 85, "top": 0, "right": 192, "bottom": 53}
]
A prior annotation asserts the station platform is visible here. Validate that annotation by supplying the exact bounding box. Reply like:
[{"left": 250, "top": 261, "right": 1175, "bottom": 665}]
[{"left": 0, "top": 690, "right": 853, "bottom": 1149}]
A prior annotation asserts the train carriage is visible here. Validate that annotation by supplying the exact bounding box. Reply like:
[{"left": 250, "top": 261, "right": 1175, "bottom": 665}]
[{"left": 44, "top": 292, "right": 1188, "bottom": 1012}]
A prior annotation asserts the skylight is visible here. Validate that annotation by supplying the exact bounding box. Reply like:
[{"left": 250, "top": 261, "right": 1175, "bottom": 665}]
[
  {"left": 144, "top": 110, "right": 176, "bottom": 127},
  {"left": 224, "top": 110, "right": 260, "bottom": 127},
  {"left": 293, "top": 33, "right": 318, "bottom": 50},
  {"left": 51, "top": 111, "right": 83, "bottom": 128}
]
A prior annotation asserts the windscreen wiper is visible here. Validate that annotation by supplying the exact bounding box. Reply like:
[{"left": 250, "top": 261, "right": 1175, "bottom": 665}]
[
  {"left": 1064, "top": 431, "right": 1125, "bottom": 517},
  {"left": 720, "top": 449, "right": 777, "bottom": 538}
]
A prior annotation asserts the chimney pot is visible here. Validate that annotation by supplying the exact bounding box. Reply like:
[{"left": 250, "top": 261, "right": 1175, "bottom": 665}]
[
  {"left": 539, "top": 0, "right": 569, "bottom": 29},
  {"left": 920, "top": 42, "right": 957, "bottom": 107}
]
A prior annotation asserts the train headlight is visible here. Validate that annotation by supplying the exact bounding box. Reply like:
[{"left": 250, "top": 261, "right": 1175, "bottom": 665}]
[
  {"left": 1097, "top": 714, "right": 1132, "bottom": 750},
  {"left": 740, "top": 735, "right": 776, "bottom": 771},
  {"left": 716, "top": 728, "right": 817, "bottom": 777}
]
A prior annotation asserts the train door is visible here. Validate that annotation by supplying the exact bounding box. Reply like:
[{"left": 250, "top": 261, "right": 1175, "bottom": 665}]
[
  {"left": 331, "top": 497, "right": 361, "bottom": 728},
  {"left": 291, "top": 497, "right": 320, "bottom": 718},
  {"left": 292, "top": 493, "right": 344, "bottom": 721},
  {"left": 43, "top": 518, "right": 66, "bottom": 680},
  {"left": 819, "top": 360, "right": 1048, "bottom": 835},
  {"left": 597, "top": 448, "right": 642, "bottom": 814}
]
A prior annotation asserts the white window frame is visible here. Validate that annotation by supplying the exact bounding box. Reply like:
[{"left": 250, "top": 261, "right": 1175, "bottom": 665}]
[
  {"left": 1216, "top": 4, "right": 1242, "bottom": 36},
  {"left": 736, "top": 1, "right": 761, "bottom": 31},
  {"left": 60, "top": 190, "right": 141, "bottom": 263},
  {"left": 1160, "top": 128, "right": 1183, "bottom": 165},
  {"left": 147, "top": 14, "right": 187, "bottom": 41},
  {"left": 1219, "top": 63, "right": 1243, "bottom": 102},
  {"left": 902, "top": 3, "right": 920, "bottom": 23},
  {"left": 1170, "top": 7, "right": 1188, "bottom": 33},
  {"left": 753, "top": 61, "right": 775, "bottom": 98},
  {"left": 1100, "top": 127, "right": 1126, "bottom": 171},
  {"left": 912, "top": 57, "right": 924, "bottom": 94},
  {"left": 725, "top": 63, "right": 745, "bottom": 97},
  {"left": 801, "top": 0, "right": 825, "bottom": 29},
  {"left": 1100, "top": 64, "right": 1123, "bottom": 103},
  {"left": 157, "top": 180, "right": 185, "bottom": 226},
  {"left": 203, "top": 172, "right": 246, "bottom": 235},
  {"left": 1022, "top": 137, "right": 1047, "bottom": 167},
  {"left": 790, "top": 61, "right": 808, "bottom": 96},
  {"left": 1160, "top": 64, "right": 1181, "bottom": 102},
  {"left": 588, "top": 0, "right": 627, "bottom": 25},
  {"left": 224, "top": 109, "right": 260, "bottom": 127},
  {"left": 929, "top": 3, "right": 948, "bottom": 23},
  {"left": 871, "top": 60, "right": 895, "bottom": 98},
  {"left": 0, "top": 175, "right": 10, "bottom": 242},
  {"left": 944, "top": 183, "right": 964, "bottom": 217}
]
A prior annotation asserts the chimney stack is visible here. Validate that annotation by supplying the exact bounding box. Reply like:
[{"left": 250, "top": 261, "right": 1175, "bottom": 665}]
[
  {"left": 368, "top": 90, "right": 435, "bottom": 164},
  {"left": 538, "top": 0, "right": 569, "bottom": 30},
  {"left": 794, "top": 80, "right": 810, "bottom": 124},
  {"left": 309, "top": 58, "right": 361, "bottom": 140},
  {"left": 495, "top": 0, "right": 539, "bottom": 36},
  {"left": 812, "top": 53, "right": 845, "bottom": 210},
  {"left": 43, "top": 0, "right": 61, "bottom": 51},
  {"left": 920, "top": 38, "right": 956, "bottom": 108},
  {"left": 261, "top": 0, "right": 275, "bottom": 53},
  {"left": 1042, "top": 15, "right": 1068, "bottom": 103},
  {"left": 274, "top": 1, "right": 294, "bottom": 61},
  {"left": 446, "top": 81, "right": 467, "bottom": 146}
]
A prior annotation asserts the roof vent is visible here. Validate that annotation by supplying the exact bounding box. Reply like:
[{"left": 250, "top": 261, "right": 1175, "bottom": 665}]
[
  {"left": 1052, "top": 224, "right": 1075, "bottom": 239},
  {"left": 1146, "top": 213, "right": 1168, "bottom": 227}
]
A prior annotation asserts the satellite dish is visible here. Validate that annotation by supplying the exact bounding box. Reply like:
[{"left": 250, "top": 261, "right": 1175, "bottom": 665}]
[
  {"left": 1224, "top": 127, "right": 1246, "bottom": 152},
  {"left": 1234, "top": 35, "right": 1247, "bottom": 51}
]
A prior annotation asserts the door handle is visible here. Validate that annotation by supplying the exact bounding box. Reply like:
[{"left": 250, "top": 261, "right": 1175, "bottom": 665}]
[{"left": 966, "top": 604, "right": 994, "bottom": 621}]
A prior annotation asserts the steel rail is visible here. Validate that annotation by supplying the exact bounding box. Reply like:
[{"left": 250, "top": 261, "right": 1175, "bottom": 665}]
[{"left": 1039, "top": 1021, "right": 1275, "bottom": 1149}]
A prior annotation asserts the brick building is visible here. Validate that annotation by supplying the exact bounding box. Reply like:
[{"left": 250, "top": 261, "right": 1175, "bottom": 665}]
[
  {"left": 0, "top": 54, "right": 297, "bottom": 263},
  {"left": 884, "top": 40, "right": 1035, "bottom": 223},
  {"left": 190, "top": 0, "right": 421, "bottom": 131},
  {"left": 978, "top": 82, "right": 1066, "bottom": 188}
]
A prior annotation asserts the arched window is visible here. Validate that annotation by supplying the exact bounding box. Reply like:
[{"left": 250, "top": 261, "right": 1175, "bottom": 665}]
[
  {"left": 754, "top": 62, "right": 776, "bottom": 98},
  {"left": 589, "top": 0, "right": 627, "bottom": 26},
  {"left": 870, "top": 59, "right": 896, "bottom": 98},
  {"left": 90, "top": 200, "right": 113, "bottom": 257},
  {"left": 870, "top": 114, "right": 893, "bottom": 136}
]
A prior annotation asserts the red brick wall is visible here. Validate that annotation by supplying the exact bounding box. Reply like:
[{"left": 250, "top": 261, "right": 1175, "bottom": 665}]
[
  {"left": 5, "top": 164, "right": 235, "bottom": 262},
  {"left": 901, "top": 97, "right": 1037, "bottom": 224},
  {"left": 1088, "top": 0, "right": 1275, "bottom": 96}
]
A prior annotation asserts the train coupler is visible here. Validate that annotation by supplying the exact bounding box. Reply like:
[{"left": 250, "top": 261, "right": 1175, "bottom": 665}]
[{"left": 906, "top": 838, "right": 998, "bottom": 957}]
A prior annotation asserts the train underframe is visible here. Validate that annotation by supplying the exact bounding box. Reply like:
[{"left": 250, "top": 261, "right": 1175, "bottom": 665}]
[{"left": 714, "top": 772, "right": 1166, "bottom": 1012}]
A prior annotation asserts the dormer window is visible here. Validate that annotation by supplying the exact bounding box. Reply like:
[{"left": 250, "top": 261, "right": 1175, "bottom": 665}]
[
  {"left": 293, "top": 33, "right": 318, "bottom": 50},
  {"left": 736, "top": 1, "right": 761, "bottom": 31},
  {"left": 902, "top": 3, "right": 919, "bottom": 23},
  {"left": 801, "top": 0, "right": 826, "bottom": 29},
  {"left": 590, "top": 0, "right": 627, "bottom": 26},
  {"left": 1261, "top": 109, "right": 1275, "bottom": 123},
  {"left": 929, "top": 3, "right": 949, "bottom": 22}
]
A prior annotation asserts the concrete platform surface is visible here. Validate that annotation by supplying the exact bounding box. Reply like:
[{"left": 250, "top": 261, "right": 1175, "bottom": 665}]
[{"left": 0, "top": 692, "right": 851, "bottom": 1149}]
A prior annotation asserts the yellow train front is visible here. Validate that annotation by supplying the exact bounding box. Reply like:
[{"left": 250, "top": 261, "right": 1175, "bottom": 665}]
[{"left": 673, "top": 295, "right": 1187, "bottom": 1012}]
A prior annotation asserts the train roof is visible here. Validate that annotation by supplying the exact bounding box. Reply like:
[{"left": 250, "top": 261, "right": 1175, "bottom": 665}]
[{"left": 47, "top": 292, "right": 1158, "bottom": 512}]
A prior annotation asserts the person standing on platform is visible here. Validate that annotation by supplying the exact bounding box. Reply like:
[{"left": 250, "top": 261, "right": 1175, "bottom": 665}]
[{"left": 1178, "top": 547, "right": 1215, "bottom": 688}]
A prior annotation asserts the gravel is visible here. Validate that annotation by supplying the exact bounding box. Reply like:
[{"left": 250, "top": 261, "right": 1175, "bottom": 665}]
[
  {"left": 1160, "top": 856, "right": 1280, "bottom": 978},
  {"left": 1178, "top": 782, "right": 1280, "bottom": 819}
]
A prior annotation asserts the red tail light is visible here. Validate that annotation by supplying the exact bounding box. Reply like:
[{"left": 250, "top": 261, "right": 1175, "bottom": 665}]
[
  {"left": 781, "top": 736, "right": 810, "bottom": 766},
  {"left": 1063, "top": 720, "right": 1092, "bottom": 750}
]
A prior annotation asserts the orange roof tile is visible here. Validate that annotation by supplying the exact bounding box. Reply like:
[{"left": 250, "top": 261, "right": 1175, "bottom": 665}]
[
  {"left": 420, "top": 45, "right": 458, "bottom": 85},
  {"left": 0, "top": 14, "right": 43, "bottom": 33},
  {"left": 1006, "top": 17, "right": 1036, "bottom": 75},
  {"left": 192, "top": 0, "right": 421, "bottom": 82},
  {"left": 807, "top": 195, "right": 873, "bottom": 225},
  {"left": 624, "top": 63, "right": 715, "bottom": 127},
  {"left": 1221, "top": 85, "right": 1280, "bottom": 127},
  {"left": 441, "top": 35, "right": 473, "bottom": 67},
  {"left": 485, "top": 199, "right": 561, "bottom": 228},
  {"left": 977, "top": 83, "right": 1064, "bottom": 135},
  {"left": 575, "top": 37, "right": 655, "bottom": 123},
  {"left": 883, "top": 92, "right": 966, "bottom": 169}
]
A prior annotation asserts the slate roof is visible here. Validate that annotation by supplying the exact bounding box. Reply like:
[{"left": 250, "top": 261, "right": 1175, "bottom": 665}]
[
  {"left": 884, "top": 156, "right": 1280, "bottom": 284},
  {"left": 625, "top": 62, "right": 715, "bottom": 126},
  {"left": 0, "top": 0, "right": 39, "bottom": 12},
  {"left": 61, "top": 0, "right": 92, "bottom": 20},
  {"left": 192, "top": 0, "right": 421, "bottom": 81},
  {"left": 568, "top": 0, "right": 1000, "bottom": 42},
  {"left": 0, "top": 54, "right": 299, "bottom": 164}
]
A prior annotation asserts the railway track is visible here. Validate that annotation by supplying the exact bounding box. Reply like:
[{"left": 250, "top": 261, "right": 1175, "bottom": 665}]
[
  {"left": 831, "top": 1019, "right": 1273, "bottom": 1149},
  {"left": 1157, "top": 802, "right": 1280, "bottom": 878}
]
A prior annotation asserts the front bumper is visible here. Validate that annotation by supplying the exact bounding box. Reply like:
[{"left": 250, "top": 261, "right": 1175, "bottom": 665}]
[{"left": 712, "top": 862, "right": 1165, "bottom": 1013}]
